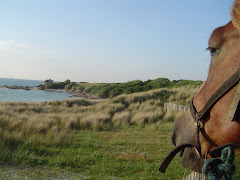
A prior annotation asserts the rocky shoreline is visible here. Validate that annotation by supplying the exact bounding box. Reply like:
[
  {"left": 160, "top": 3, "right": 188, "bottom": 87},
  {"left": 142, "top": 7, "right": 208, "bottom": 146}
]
[
  {"left": 37, "top": 85, "right": 101, "bottom": 99},
  {"left": 2, "top": 85, "right": 31, "bottom": 90}
]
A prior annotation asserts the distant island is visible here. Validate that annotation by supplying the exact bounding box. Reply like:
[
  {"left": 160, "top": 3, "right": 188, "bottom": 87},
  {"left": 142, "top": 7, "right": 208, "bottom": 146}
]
[{"left": 37, "top": 78, "right": 204, "bottom": 99}]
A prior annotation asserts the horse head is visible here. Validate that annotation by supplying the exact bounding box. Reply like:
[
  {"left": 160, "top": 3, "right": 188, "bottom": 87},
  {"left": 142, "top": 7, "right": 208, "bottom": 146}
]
[{"left": 171, "top": 0, "right": 240, "bottom": 173}]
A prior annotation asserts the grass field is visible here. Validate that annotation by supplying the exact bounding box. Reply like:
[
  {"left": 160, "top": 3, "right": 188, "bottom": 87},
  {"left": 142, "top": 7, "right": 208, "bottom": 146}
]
[
  {"left": 1, "top": 122, "right": 189, "bottom": 179},
  {"left": 1, "top": 86, "right": 240, "bottom": 179},
  {"left": 2, "top": 122, "right": 239, "bottom": 179}
]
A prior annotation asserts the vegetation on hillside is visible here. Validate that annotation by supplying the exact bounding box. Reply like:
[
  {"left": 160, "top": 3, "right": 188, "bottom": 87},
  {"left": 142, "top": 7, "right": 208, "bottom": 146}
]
[{"left": 38, "top": 78, "right": 203, "bottom": 99}]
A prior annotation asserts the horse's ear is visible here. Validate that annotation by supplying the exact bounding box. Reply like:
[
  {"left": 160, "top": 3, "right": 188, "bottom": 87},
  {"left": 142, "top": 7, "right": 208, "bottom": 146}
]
[{"left": 232, "top": 0, "right": 240, "bottom": 32}]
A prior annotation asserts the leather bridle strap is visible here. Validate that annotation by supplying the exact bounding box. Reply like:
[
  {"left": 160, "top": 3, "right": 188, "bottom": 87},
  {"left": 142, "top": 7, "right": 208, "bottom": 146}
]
[
  {"left": 159, "top": 144, "right": 199, "bottom": 173},
  {"left": 190, "top": 70, "right": 240, "bottom": 121},
  {"left": 159, "top": 143, "right": 240, "bottom": 173},
  {"left": 187, "top": 70, "right": 240, "bottom": 162},
  {"left": 189, "top": 70, "right": 240, "bottom": 163},
  {"left": 208, "top": 143, "right": 240, "bottom": 158}
]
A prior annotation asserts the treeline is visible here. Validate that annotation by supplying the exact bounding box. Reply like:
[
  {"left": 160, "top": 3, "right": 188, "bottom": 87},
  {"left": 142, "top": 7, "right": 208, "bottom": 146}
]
[{"left": 39, "top": 78, "right": 203, "bottom": 98}]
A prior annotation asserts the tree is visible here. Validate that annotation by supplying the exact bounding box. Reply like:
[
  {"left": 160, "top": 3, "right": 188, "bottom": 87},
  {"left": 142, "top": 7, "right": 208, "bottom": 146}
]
[
  {"left": 64, "top": 79, "right": 71, "bottom": 84},
  {"left": 150, "top": 78, "right": 171, "bottom": 89},
  {"left": 44, "top": 79, "right": 53, "bottom": 85}
]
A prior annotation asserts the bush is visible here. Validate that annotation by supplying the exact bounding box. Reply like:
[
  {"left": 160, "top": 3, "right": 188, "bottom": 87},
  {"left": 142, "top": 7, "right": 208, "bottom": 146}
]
[{"left": 149, "top": 78, "right": 171, "bottom": 89}]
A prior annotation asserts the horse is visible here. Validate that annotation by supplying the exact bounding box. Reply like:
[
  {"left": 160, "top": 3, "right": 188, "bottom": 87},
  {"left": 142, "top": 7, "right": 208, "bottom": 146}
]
[{"left": 160, "top": 0, "right": 240, "bottom": 173}]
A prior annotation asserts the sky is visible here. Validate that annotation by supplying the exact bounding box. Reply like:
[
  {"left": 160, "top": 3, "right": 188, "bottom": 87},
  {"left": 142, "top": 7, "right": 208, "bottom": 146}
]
[{"left": 0, "top": 0, "right": 234, "bottom": 83}]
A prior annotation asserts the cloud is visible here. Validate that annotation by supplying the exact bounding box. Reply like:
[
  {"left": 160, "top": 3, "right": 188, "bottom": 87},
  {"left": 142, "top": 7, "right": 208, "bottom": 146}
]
[{"left": 0, "top": 40, "right": 32, "bottom": 50}]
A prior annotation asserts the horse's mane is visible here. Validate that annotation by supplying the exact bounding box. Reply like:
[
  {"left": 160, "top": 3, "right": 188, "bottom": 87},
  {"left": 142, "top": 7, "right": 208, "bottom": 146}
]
[{"left": 232, "top": 0, "right": 240, "bottom": 32}]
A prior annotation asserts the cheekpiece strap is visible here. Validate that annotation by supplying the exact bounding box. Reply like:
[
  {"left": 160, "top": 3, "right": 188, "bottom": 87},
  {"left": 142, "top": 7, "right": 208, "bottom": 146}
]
[{"left": 190, "top": 70, "right": 240, "bottom": 122}]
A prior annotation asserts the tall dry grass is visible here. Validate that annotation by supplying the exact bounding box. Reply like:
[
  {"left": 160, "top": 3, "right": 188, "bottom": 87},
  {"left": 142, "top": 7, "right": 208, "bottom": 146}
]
[{"left": 0, "top": 86, "right": 200, "bottom": 149}]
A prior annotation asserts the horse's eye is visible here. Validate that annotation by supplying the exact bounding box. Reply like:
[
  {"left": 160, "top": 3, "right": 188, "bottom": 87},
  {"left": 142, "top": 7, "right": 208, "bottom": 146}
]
[{"left": 210, "top": 48, "right": 217, "bottom": 56}]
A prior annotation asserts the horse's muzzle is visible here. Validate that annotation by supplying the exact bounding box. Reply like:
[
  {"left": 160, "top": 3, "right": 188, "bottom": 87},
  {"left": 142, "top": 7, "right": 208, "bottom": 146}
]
[{"left": 171, "top": 108, "right": 203, "bottom": 172}]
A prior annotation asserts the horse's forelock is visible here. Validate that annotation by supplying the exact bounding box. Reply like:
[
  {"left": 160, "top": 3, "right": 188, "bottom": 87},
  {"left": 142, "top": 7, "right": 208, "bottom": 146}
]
[{"left": 232, "top": 0, "right": 240, "bottom": 32}]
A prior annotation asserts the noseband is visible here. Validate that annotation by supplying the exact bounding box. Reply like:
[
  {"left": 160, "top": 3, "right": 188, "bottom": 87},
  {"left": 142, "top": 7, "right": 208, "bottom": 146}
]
[{"left": 159, "top": 70, "right": 240, "bottom": 173}]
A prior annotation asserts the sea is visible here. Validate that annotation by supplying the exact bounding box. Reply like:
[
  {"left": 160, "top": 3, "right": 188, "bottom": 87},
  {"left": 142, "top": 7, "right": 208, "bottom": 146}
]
[{"left": 0, "top": 78, "right": 78, "bottom": 102}]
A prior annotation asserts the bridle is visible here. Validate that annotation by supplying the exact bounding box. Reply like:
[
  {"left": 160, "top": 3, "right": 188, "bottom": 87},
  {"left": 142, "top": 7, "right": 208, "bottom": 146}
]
[{"left": 159, "top": 70, "right": 240, "bottom": 173}]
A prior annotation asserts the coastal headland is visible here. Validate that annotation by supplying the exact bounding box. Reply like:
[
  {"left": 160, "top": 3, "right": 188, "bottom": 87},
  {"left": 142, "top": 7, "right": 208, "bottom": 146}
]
[{"left": 37, "top": 78, "right": 203, "bottom": 99}]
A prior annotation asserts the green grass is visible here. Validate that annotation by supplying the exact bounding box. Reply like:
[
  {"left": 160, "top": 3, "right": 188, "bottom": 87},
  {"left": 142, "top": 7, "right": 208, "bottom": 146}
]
[
  {"left": 0, "top": 123, "right": 189, "bottom": 179},
  {"left": 1, "top": 114, "right": 240, "bottom": 179}
]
